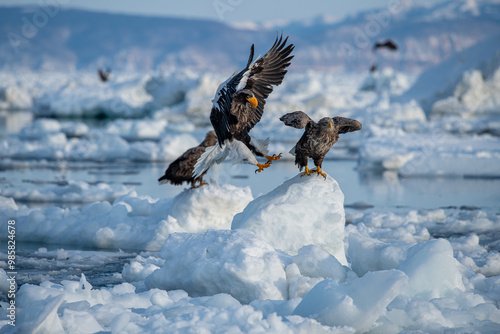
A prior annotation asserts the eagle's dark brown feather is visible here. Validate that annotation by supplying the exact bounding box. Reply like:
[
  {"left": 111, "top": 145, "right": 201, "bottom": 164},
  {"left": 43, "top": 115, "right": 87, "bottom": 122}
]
[
  {"left": 159, "top": 131, "right": 217, "bottom": 188},
  {"left": 279, "top": 111, "right": 313, "bottom": 129},
  {"left": 242, "top": 36, "right": 295, "bottom": 134}
]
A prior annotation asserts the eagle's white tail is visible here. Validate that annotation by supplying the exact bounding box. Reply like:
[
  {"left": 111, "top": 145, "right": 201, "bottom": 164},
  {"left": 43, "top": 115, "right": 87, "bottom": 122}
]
[
  {"left": 228, "top": 140, "right": 258, "bottom": 165},
  {"left": 193, "top": 142, "right": 231, "bottom": 178}
]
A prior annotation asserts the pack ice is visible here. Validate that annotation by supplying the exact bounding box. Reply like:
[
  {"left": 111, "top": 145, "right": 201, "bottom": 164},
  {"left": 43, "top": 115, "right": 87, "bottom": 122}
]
[{"left": 2, "top": 174, "right": 499, "bottom": 333}]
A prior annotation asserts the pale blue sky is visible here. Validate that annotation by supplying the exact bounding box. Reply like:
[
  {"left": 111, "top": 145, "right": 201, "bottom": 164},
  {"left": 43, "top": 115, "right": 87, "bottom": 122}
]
[{"left": 0, "top": 0, "right": 445, "bottom": 23}]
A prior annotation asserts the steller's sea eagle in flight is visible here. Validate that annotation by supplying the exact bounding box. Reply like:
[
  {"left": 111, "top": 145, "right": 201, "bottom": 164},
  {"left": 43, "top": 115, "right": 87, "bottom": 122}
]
[
  {"left": 159, "top": 131, "right": 218, "bottom": 188},
  {"left": 193, "top": 35, "right": 294, "bottom": 178},
  {"left": 373, "top": 39, "right": 398, "bottom": 52},
  {"left": 280, "top": 111, "right": 362, "bottom": 178}
]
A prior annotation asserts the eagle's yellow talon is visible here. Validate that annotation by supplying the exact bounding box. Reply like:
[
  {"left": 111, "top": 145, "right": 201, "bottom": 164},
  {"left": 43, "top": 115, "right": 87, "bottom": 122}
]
[
  {"left": 265, "top": 154, "right": 282, "bottom": 163},
  {"left": 301, "top": 166, "right": 312, "bottom": 177},
  {"left": 312, "top": 166, "right": 327, "bottom": 179},
  {"left": 255, "top": 162, "right": 271, "bottom": 173},
  {"left": 191, "top": 179, "right": 208, "bottom": 189}
]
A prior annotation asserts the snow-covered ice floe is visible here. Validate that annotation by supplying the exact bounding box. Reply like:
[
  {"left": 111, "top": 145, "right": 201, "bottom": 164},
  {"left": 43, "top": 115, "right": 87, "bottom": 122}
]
[
  {"left": 232, "top": 174, "right": 346, "bottom": 263},
  {"left": 0, "top": 183, "right": 252, "bottom": 251},
  {"left": 0, "top": 181, "right": 130, "bottom": 204},
  {"left": 0, "top": 118, "right": 200, "bottom": 163},
  {"left": 358, "top": 125, "right": 500, "bottom": 176},
  {"left": 1, "top": 175, "right": 500, "bottom": 333},
  {"left": 2, "top": 42, "right": 500, "bottom": 174}
]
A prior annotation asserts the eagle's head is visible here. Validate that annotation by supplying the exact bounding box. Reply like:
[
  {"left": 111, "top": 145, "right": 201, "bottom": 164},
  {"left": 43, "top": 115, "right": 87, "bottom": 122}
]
[
  {"left": 235, "top": 89, "right": 258, "bottom": 108},
  {"left": 318, "top": 117, "right": 334, "bottom": 132}
]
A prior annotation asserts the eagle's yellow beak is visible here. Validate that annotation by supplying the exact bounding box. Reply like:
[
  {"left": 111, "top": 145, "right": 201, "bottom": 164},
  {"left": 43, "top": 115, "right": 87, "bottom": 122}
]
[
  {"left": 247, "top": 96, "right": 258, "bottom": 108},
  {"left": 329, "top": 123, "right": 333, "bottom": 130}
]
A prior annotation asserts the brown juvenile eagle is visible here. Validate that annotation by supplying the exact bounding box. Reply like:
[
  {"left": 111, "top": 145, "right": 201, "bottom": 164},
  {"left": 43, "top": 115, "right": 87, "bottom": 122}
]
[
  {"left": 193, "top": 35, "right": 294, "bottom": 177},
  {"left": 280, "top": 111, "right": 362, "bottom": 178},
  {"left": 158, "top": 131, "right": 217, "bottom": 188}
]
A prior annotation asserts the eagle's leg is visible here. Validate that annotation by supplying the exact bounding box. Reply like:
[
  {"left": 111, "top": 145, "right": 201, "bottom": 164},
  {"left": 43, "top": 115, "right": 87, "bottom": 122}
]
[
  {"left": 265, "top": 153, "right": 282, "bottom": 164},
  {"left": 301, "top": 165, "right": 312, "bottom": 177},
  {"left": 193, "top": 176, "right": 208, "bottom": 188},
  {"left": 312, "top": 166, "right": 327, "bottom": 179},
  {"left": 255, "top": 162, "right": 272, "bottom": 173},
  {"left": 190, "top": 179, "right": 197, "bottom": 189}
]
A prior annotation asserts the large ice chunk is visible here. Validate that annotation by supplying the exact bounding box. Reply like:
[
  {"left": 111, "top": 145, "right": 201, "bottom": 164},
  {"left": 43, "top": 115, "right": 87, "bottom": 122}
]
[
  {"left": 1, "top": 184, "right": 252, "bottom": 251},
  {"left": 293, "top": 269, "right": 408, "bottom": 332},
  {"left": 398, "top": 238, "right": 466, "bottom": 299},
  {"left": 232, "top": 174, "right": 347, "bottom": 264},
  {"left": 348, "top": 233, "right": 411, "bottom": 276},
  {"left": 145, "top": 229, "right": 288, "bottom": 304}
]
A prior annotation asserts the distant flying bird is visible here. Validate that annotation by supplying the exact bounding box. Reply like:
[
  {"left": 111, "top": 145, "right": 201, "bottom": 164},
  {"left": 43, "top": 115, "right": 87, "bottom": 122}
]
[
  {"left": 98, "top": 68, "right": 111, "bottom": 82},
  {"left": 280, "top": 111, "right": 362, "bottom": 178},
  {"left": 373, "top": 39, "right": 398, "bottom": 52},
  {"left": 159, "top": 131, "right": 218, "bottom": 188},
  {"left": 194, "top": 35, "right": 294, "bottom": 178}
]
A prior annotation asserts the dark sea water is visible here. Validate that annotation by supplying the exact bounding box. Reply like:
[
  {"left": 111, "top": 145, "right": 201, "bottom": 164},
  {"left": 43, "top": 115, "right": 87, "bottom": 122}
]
[{"left": 2, "top": 159, "right": 499, "bottom": 213}]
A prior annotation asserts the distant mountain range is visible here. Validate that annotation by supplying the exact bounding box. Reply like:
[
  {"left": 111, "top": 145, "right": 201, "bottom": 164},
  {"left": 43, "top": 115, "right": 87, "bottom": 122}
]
[{"left": 1, "top": 0, "right": 499, "bottom": 72}]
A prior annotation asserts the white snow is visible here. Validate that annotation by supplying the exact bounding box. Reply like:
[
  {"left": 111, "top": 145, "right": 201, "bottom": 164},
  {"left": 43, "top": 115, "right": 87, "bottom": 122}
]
[
  {"left": 232, "top": 174, "right": 347, "bottom": 264},
  {"left": 0, "top": 181, "right": 130, "bottom": 204},
  {"left": 0, "top": 85, "right": 32, "bottom": 110},
  {"left": 397, "top": 239, "right": 466, "bottom": 299},
  {"left": 0, "top": 269, "right": 11, "bottom": 296},
  {"left": 145, "top": 229, "right": 288, "bottom": 304},
  {"left": 359, "top": 68, "right": 412, "bottom": 95},
  {"left": 0, "top": 184, "right": 252, "bottom": 251},
  {"left": 4, "top": 274, "right": 346, "bottom": 334},
  {"left": 357, "top": 125, "right": 500, "bottom": 176},
  {"left": 293, "top": 270, "right": 408, "bottom": 332},
  {"left": 32, "top": 72, "right": 153, "bottom": 118},
  {"left": 0, "top": 118, "right": 200, "bottom": 163},
  {"left": 398, "top": 33, "right": 500, "bottom": 114},
  {"left": 0, "top": 173, "right": 499, "bottom": 332}
]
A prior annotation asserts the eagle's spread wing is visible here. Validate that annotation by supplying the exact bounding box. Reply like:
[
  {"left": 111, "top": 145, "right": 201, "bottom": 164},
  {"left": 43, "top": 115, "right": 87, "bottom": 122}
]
[
  {"left": 240, "top": 35, "right": 295, "bottom": 133},
  {"left": 210, "top": 35, "right": 294, "bottom": 146},
  {"left": 210, "top": 45, "right": 255, "bottom": 146},
  {"left": 332, "top": 117, "right": 362, "bottom": 134},
  {"left": 160, "top": 131, "right": 217, "bottom": 185},
  {"left": 373, "top": 39, "right": 398, "bottom": 51},
  {"left": 158, "top": 146, "right": 203, "bottom": 185},
  {"left": 279, "top": 111, "right": 314, "bottom": 129}
]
